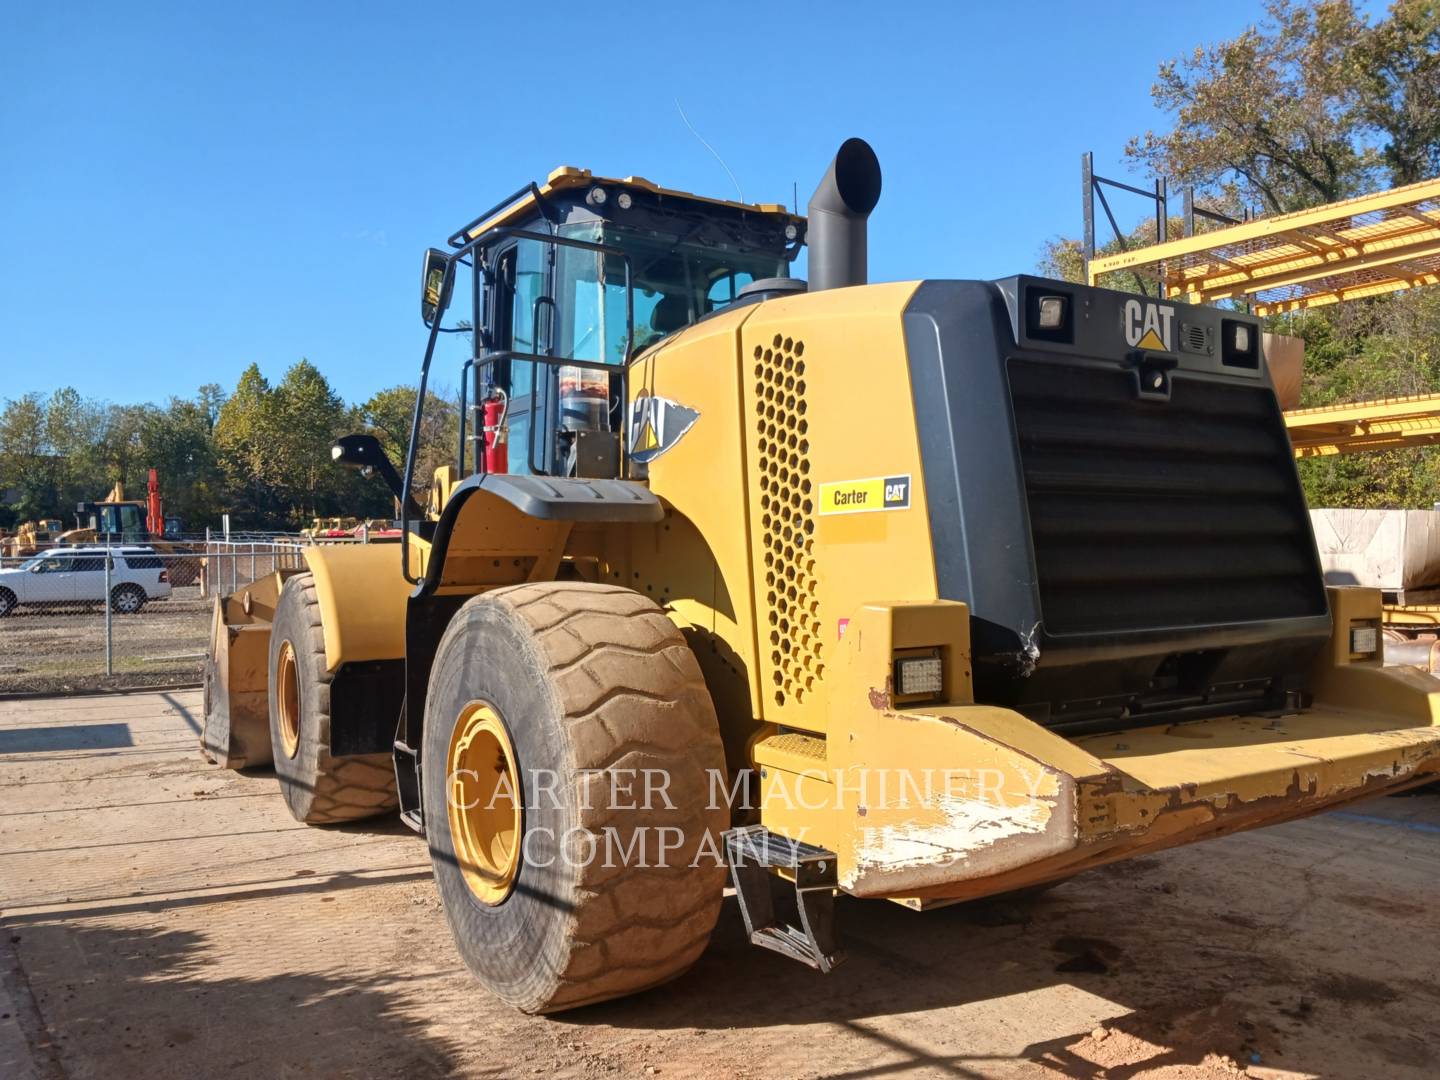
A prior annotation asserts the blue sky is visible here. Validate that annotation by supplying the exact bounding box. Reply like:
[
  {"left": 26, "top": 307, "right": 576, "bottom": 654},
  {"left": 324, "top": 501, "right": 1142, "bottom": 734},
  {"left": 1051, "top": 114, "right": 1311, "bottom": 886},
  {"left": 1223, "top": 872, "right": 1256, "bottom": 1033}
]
[{"left": 1, "top": 0, "right": 1274, "bottom": 407}]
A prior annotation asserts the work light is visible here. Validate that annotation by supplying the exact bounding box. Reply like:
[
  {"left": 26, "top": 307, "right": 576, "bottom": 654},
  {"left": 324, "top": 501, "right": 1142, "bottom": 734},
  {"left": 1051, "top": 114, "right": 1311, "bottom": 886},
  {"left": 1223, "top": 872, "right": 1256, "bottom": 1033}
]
[
  {"left": 1037, "top": 296, "right": 1066, "bottom": 330},
  {"left": 895, "top": 655, "right": 943, "bottom": 696}
]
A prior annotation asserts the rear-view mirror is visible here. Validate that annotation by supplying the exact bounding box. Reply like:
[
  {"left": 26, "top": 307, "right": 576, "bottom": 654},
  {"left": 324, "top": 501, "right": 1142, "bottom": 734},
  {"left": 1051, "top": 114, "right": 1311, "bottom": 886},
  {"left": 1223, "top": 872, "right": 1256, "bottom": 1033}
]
[{"left": 421, "top": 248, "right": 454, "bottom": 325}]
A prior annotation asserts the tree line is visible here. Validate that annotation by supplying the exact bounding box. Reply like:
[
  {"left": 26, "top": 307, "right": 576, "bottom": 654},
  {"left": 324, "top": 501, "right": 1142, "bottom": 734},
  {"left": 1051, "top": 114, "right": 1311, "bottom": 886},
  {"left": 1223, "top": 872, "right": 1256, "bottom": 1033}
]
[
  {"left": 0, "top": 360, "right": 459, "bottom": 534},
  {"left": 1043, "top": 0, "right": 1440, "bottom": 508}
]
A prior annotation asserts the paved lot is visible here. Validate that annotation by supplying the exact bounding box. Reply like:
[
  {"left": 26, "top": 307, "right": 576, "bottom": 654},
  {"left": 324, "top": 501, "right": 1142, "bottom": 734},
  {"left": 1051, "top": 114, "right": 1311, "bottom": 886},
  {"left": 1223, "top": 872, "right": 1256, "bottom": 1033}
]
[{"left": 1, "top": 690, "right": 1438, "bottom": 1079}]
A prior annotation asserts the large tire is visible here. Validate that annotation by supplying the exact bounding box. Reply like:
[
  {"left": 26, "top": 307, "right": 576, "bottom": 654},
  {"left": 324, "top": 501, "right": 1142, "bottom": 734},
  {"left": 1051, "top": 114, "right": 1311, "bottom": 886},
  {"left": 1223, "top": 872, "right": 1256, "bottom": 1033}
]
[
  {"left": 0, "top": 587, "right": 15, "bottom": 617},
  {"left": 422, "top": 581, "right": 728, "bottom": 1013},
  {"left": 268, "top": 573, "right": 398, "bottom": 824}
]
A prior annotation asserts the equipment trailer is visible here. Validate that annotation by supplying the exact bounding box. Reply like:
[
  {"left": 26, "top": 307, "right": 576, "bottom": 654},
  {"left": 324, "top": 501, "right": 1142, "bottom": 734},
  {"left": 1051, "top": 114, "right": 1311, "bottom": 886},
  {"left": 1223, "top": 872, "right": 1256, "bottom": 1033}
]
[{"left": 203, "top": 139, "right": 1440, "bottom": 1013}]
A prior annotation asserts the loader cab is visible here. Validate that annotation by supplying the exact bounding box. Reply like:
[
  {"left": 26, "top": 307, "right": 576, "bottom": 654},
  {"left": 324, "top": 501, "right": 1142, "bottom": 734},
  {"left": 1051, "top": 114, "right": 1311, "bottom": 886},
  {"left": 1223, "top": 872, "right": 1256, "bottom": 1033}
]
[
  {"left": 76, "top": 501, "right": 148, "bottom": 542},
  {"left": 434, "top": 169, "right": 804, "bottom": 479}
]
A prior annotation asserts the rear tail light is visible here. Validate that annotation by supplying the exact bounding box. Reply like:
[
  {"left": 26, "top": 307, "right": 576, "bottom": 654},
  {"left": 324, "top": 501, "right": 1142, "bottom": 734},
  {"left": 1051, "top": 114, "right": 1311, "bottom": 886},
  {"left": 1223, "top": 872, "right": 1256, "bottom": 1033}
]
[{"left": 159, "top": 569, "right": 169, "bottom": 583}]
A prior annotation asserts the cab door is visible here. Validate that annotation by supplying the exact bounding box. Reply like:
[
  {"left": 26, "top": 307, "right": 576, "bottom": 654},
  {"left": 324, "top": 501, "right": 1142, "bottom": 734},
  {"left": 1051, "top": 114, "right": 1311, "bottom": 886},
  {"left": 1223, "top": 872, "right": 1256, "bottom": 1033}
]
[{"left": 486, "top": 239, "right": 549, "bottom": 474}]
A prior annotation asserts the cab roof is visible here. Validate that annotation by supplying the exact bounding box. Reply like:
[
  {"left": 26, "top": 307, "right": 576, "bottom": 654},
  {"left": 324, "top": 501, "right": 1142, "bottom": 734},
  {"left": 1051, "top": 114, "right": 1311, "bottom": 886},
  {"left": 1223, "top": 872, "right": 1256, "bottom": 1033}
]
[{"left": 455, "top": 166, "right": 800, "bottom": 246}]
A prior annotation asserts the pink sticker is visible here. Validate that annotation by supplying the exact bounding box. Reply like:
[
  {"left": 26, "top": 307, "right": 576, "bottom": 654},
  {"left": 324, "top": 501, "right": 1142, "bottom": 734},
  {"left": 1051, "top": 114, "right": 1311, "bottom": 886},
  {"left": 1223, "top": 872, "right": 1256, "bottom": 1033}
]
[{"left": 837, "top": 618, "right": 850, "bottom": 641}]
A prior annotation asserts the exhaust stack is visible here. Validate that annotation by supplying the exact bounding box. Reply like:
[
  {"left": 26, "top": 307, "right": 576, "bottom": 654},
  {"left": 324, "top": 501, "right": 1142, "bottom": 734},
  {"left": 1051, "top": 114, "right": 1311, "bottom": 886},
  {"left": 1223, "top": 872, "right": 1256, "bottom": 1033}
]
[{"left": 807, "top": 138, "right": 882, "bottom": 292}]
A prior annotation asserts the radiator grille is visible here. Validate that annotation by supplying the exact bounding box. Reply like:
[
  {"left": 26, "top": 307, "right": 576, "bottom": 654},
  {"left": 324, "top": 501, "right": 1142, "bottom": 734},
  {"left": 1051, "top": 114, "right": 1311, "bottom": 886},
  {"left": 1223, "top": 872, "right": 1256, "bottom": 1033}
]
[
  {"left": 1007, "top": 358, "right": 1327, "bottom": 636},
  {"left": 754, "top": 334, "right": 822, "bottom": 705}
]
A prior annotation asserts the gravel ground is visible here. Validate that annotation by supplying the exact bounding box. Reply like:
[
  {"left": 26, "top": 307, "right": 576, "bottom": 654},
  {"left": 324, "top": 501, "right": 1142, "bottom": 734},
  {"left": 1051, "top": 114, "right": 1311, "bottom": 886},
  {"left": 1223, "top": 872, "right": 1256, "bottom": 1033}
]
[
  {"left": 2, "top": 690, "right": 1438, "bottom": 1079},
  {"left": 0, "top": 587, "right": 209, "bottom": 695}
]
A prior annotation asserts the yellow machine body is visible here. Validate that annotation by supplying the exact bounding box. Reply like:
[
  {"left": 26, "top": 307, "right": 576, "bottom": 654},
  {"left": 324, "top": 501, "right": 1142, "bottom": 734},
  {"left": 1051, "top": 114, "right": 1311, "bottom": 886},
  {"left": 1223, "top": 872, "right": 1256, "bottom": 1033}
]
[{"left": 206, "top": 275, "right": 1440, "bottom": 904}]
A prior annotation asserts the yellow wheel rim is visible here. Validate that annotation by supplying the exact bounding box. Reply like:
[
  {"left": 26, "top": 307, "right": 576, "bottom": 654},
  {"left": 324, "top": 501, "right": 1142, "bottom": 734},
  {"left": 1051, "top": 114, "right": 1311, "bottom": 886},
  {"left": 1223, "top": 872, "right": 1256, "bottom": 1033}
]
[
  {"left": 446, "top": 701, "right": 522, "bottom": 905},
  {"left": 276, "top": 641, "right": 301, "bottom": 759}
]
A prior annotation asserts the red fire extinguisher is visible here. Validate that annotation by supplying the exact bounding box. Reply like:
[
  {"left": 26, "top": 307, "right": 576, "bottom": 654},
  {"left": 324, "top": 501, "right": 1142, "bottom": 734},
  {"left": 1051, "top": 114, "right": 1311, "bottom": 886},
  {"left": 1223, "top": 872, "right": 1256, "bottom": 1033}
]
[{"left": 483, "top": 390, "right": 509, "bottom": 474}]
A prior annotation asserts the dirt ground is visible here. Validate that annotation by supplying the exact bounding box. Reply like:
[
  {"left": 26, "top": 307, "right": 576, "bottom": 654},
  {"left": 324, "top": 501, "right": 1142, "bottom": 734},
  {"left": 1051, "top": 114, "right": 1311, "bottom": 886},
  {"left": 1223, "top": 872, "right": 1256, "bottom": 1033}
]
[
  {"left": 0, "top": 589, "right": 209, "bottom": 694},
  {"left": 2, "top": 690, "right": 1437, "bottom": 1080}
]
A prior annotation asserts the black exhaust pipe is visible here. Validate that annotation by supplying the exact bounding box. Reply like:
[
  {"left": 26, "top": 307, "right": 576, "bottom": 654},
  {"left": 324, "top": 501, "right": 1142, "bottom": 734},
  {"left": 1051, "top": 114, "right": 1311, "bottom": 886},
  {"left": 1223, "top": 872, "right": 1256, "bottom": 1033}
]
[{"left": 807, "top": 138, "right": 882, "bottom": 292}]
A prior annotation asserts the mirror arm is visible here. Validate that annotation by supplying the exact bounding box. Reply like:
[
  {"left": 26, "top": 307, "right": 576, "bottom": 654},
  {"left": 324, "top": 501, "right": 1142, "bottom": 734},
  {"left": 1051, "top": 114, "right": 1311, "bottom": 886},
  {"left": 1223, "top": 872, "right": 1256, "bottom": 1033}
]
[{"left": 400, "top": 290, "right": 446, "bottom": 585}]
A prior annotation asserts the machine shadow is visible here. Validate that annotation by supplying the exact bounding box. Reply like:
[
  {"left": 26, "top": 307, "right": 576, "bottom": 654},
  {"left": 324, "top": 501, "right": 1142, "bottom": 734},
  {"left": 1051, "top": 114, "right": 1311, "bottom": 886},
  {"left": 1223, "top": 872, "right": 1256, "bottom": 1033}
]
[{"left": 8, "top": 920, "right": 469, "bottom": 1079}]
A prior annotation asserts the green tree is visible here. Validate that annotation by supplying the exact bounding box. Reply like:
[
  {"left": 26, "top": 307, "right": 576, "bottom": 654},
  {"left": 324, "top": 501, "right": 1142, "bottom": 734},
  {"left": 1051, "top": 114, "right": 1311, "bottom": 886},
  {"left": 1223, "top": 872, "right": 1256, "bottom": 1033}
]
[
  {"left": 0, "top": 393, "right": 51, "bottom": 525},
  {"left": 361, "top": 384, "right": 459, "bottom": 509},
  {"left": 215, "top": 364, "right": 286, "bottom": 526},
  {"left": 270, "top": 360, "right": 353, "bottom": 522},
  {"left": 140, "top": 396, "right": 226, "bottom": 527}
]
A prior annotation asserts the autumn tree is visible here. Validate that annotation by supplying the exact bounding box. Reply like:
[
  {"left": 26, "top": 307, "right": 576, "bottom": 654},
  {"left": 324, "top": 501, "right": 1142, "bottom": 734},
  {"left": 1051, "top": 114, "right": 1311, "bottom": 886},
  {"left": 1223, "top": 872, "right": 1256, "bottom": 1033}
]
[{"left": 1042, "top": 0, "right": 1440, "bottom": 510}]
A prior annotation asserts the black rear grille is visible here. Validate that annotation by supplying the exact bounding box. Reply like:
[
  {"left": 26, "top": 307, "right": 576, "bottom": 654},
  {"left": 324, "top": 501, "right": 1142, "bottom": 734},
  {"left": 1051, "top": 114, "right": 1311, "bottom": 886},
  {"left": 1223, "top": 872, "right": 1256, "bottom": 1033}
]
[{"left": 1008, "top": 358, "right": 1327, "bottom": 636}]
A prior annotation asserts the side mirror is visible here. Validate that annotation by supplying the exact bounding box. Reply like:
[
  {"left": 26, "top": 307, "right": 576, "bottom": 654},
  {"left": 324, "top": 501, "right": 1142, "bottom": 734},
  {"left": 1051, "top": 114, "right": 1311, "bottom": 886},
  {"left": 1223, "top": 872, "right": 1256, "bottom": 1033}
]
[
  {"left": 331, "top": 434, "right": 424, "bottom": 518},
  {"left": 421, "top": 248, "right": 454, "bottom": 325},
  {"left": 331, "top": 433, "right": 389, "bottom": 472}
]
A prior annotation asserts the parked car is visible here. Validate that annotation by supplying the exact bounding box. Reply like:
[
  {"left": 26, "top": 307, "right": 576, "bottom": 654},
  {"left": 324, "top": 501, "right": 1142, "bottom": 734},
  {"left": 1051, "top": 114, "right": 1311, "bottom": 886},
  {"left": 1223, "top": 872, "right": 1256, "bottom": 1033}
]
[{"left": 0, "top": 546, "right": 172, "bottom": 617}]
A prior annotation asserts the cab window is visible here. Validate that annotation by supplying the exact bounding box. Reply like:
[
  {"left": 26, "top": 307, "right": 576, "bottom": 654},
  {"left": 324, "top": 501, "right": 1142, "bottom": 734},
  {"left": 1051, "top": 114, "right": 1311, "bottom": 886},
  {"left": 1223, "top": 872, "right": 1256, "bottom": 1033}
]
[{"left": 706, "top": 270, "right": 755, "bottom": 312}]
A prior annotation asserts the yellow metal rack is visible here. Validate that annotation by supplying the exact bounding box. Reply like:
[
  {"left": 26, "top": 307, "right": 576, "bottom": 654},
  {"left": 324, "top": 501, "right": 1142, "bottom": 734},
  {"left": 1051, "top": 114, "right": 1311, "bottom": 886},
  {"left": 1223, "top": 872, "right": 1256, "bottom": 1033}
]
[
  {"left": 1286, "top": 392, "right": 1440, "bottom": 458},
  {"left": 1088, "top": 178, "right": 1440, "bottom": 315}
]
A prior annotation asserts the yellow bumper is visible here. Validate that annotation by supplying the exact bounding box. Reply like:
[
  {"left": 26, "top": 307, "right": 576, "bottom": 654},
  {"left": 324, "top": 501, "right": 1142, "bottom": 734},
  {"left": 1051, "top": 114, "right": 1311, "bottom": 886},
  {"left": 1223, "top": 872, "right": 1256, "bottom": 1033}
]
[{"left": 753, "top": 589, "right": 1440, "bottom": 902}]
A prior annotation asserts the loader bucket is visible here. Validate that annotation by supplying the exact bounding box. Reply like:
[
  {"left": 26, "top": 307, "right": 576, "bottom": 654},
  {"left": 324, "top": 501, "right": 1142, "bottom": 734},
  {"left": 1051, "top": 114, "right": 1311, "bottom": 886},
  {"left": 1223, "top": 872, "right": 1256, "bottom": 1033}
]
[{"left": 201, "top": 570, "right": 298, "bottom": 769}]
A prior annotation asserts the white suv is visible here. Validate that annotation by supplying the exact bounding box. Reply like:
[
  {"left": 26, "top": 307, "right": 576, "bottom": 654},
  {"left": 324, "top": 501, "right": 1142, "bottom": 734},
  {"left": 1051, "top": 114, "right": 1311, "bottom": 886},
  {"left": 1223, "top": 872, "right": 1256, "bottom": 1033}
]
[{"left": 0, "top": 546, "right": 173, "bottom": 617}]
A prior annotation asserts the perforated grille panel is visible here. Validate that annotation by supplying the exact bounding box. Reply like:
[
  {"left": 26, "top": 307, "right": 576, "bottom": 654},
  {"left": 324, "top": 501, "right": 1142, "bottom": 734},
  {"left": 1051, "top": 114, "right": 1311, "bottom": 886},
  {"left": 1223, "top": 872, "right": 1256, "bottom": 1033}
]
[{"left": 753, "top": 333, "right": 823, "bottom": 706}]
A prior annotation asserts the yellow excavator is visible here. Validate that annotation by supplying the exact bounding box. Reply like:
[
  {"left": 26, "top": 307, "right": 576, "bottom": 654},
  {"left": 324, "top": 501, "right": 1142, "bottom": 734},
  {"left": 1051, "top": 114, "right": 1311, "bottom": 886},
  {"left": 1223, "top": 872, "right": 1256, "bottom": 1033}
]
[{"left": 202, "top": 139, "right": 1440, "bottom": 1013}]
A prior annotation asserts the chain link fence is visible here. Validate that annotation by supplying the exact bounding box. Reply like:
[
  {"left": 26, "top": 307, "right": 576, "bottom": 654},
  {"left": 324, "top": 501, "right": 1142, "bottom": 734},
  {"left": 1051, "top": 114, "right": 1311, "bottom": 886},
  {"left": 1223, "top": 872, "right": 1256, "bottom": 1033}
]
[{"left": 0, "top": 536, "right": 354, "bottom": 695}]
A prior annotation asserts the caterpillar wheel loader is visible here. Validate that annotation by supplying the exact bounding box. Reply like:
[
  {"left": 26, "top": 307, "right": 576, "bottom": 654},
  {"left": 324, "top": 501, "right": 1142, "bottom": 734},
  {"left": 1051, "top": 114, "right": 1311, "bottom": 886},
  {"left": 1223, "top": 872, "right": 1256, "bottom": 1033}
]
[{"left": 203, "top": 138, "right": 1440, "bottom": 1013}]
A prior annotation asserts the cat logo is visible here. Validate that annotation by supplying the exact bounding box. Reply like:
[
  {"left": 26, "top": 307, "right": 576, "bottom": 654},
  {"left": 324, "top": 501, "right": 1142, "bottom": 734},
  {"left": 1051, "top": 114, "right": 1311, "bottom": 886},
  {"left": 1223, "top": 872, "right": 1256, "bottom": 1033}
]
[
  {"left": 627, "top": 394, "right": 700, "bottom": 465},
  {"left": 1123, "top": 298, "right": 1175, "bottom": 352}
]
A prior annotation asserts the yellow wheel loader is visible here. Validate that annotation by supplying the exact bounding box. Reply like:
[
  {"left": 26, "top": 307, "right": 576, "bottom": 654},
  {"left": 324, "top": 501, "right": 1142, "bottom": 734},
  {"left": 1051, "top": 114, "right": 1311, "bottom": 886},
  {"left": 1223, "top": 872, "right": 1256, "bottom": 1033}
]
[
  {"left": 1, "top": 518, "right": 64, "bottom": 558},
  {"left": 204, "top": 139, "right": 1440, "bottom": 1013}
]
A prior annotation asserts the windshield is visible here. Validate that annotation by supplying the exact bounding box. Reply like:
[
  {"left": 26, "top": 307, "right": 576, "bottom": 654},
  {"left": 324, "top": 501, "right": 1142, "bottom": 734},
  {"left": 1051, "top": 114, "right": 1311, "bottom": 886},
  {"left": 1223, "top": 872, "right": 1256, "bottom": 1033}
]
[{"left": 555, "top": 223, "right": 786, "bottom": 364}]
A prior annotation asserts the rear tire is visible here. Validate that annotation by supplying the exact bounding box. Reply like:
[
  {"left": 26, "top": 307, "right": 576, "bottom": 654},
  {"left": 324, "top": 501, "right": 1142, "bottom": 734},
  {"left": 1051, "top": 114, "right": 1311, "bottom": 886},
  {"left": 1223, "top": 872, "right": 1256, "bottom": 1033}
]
[
  {"left": 110, "top": 583, "right": 146, "bottom": 615},
  {"left": 0, "top": 588, "right": 14, "bottom": 617},
  {"left": 422, "top": 582, "right": 728, "bottom": 1013},
  {"left": 267, "top": 573, "right": 398, "bottom": 824}
]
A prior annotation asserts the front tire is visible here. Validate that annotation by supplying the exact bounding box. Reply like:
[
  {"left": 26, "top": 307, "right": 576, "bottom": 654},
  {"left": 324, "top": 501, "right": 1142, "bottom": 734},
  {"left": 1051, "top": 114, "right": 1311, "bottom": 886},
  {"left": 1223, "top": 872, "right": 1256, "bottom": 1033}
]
[
  {"left": 422, "top": 582, "right": 728, "bottom": 1013},
  {"left": 0, "top": 588, "right": 15, "bottom": 617},
  {"left": 267, "top": 573, "right": 398, "bottom": 824}
]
